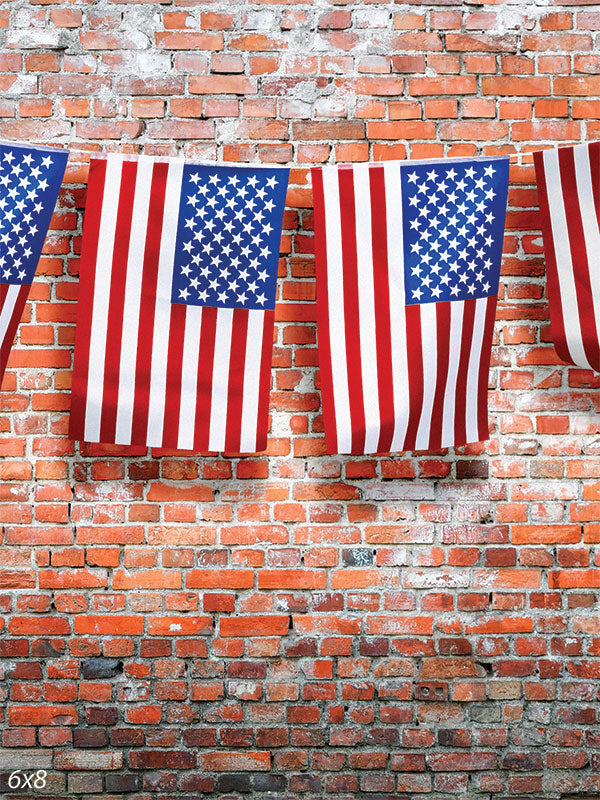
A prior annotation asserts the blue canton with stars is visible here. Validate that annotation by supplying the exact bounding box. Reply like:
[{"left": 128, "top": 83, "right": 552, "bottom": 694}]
[
  {"left": 401, "top": 157, "right": 509, "bottom": 306},
  {"left": 0, "top": 141, "right": 68, "bottom": 285},
  {"left": 171, "top": 164, "right": 289, "bottom": 311}
]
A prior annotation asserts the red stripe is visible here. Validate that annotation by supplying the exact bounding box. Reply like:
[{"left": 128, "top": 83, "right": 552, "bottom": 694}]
[
  {"left": 428, "top": 301, "right": 451, "bottom": 451},
  {"left": 402, "top": 304, "right": 423, "bottom": 452},
  {"left": 69, "top": 158, "right": 107, "bottom": 440},
  {"left": 312, "top": 167, "right": 338, "bottom": 454},
  {"left": 477, "top": 296, "right": 497, "bottom": 442},
  {"left": 224, "top": 309, "right": 249, "bottom": 453},
  {"left": 0, "top": 285, "right": 29, "bottom": 387},
  {"left": 158, "top": 303, "right": 187, "bottom": 449},
  {"left": 533, "top": 150, "right": 571, "bottom": 366},
  {"left": 192, "top": 306, "right": 218, "bottom": 453},
  {"left": 338, "top": 167, "right": 366, "bottom": 454},
  {"left": 454, "top": 297, "right": 476, "bottom": 447},
  {"left": 255, "top": 309, "right": 274, "bottom": 453},
  {"left": 369, "top": 164, "right": 395, "bottom": 454},
  {"left": 99, "top": 160, "right": 138, "bottom": 444},
  {"left": 189, "top": 307, "right": 219, "bottom": 453},
  {"left": 0, "top": 284, "right": 12, "bottom": 384},
  {"left": 589, "top": 142, "right": 600, "bottom": 229},
  {"left": 129, "top": 161, "right": 169, "bottom": 446},
  {"left": 558, "top": 146, "right": 600, "bottom": 370}
]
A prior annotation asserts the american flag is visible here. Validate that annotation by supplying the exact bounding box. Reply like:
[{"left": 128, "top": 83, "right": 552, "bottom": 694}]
[
  {"left": 534, "top": 142, "right": 600, "bottom": 373},
  {"left": 0, "top": 141, "right": 68, "bottom": 387},
  {"left": 69, "top": 154, "right": 288, "bottom": 453},
  {"left": 312, "top": 157, "right": 510, "bottom": 455}
]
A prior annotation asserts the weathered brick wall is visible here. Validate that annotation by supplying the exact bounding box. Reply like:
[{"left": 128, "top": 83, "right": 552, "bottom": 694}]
[{"left": 0, "top": 1, "right": 599, "bottom": 798}]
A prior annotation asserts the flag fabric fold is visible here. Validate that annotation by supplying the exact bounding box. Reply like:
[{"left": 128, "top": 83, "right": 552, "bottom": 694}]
[
  {"left": 0, "top": 141, "right": 68, "bottom": 387},
  {"left": 69, "top": 154, "right": 289, "bottom": 453},
  {"left": 534, "top": 142, "right": 600, "bottom": 373},
  {"left": 312, "top": 156, "right": 510, "bottom": 455}
]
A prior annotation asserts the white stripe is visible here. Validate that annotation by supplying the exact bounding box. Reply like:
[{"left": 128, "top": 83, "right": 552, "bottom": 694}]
[
  {"left": 0, "top": 285, "right": 21, "bottom": 346},
  {"left": 353, "top": 164, "right": 380, "bottom": 453},
  {"left": 415, "top": 302, "right": 437, "bottom": 450},
  {"left": 321, "top": 167, "right": 352, "bottom": 453},
  {"left": 573, "top": 144, "right": 600, "bottom": 349},
  {"left": 441, "top": 301, "right": 463, "bottom": 448},
  {"left": 177, "top": 306, "right": 203, "bottom": 450},
  {"left": 465, "top": 298, "right": 487, "bottom": 444},
  {"left": 384, "top": 162, "right": 409, "bottom": 452},
  {"left": 543, "top": 148, "right": 592, "bottom": 369},
  {"left": 239, "top": 310, "right": 265, "bottom": 452},
  {"left": 114, "top": 156, "right": 154, "bottom": 444},
  {"left": 146, "top": 159, "right": 184, "bottom": 447},
  {"left": 208, "top": 308, "right": 233, "bottom": 452},
  {"left": 83, "top": 155, "right": 123, "bottom": 442}
]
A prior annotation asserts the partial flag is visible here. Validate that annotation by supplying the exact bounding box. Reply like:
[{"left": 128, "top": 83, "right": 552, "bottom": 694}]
[
  {"left": 534, "top": 142, "right": 600, "bottom": 372},
  {"left": 0, "top": 141, "right": 68, "bottom": 386},
  {"left": 69, "top": 154, "right": 289, "bottom": 453},
  {"left": 312, "top": 156, "right": 509, "bottom": 455}
]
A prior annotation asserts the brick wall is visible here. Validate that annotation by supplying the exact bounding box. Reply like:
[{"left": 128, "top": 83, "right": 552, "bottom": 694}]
[{"left": 0, "top": 1, "right": 599, "bottom": 798}]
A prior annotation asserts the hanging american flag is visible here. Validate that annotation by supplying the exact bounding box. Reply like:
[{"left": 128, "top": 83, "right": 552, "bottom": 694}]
[
  {"left": 0, "top": 141, "right": 68, "bottom": 387},
  {"left": 534, "top": 142, "right": 600, "bottom": 373},
  {"left": 312, "top": 156, "right": 510, "bottom": 455},
  {"left": 69, "top": 154, "right": 288, "bottom": 453}
]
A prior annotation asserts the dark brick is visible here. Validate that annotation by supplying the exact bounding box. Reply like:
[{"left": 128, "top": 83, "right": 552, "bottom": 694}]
[
  {"left": 342, "top": 548, "right": 374, "bottom": 566},
  {"left": 73, "top": 727, "right": 108, "bottom": 748},
  {"left": 217, "top": 773, "right": 251, "bottom": 793},
  {"left": 81, "top": 658, "right": 123, "bottom": 679},
  {"left": 105, "top": 774, "right": 141, "bottom": 793}
]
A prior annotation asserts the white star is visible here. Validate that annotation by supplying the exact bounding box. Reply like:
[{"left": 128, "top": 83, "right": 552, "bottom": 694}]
[
  {"left": 407, "top": 171, "right": 418, "bottom": 184},
  {"left": 256, "top": 293, "right": 266, "bottom": 305},
  {"left": 217, "top": 289, "right": 228, "bottom": 303},
  {"left": 465, "top": 166, "right": 476, "bottom": 180},
  {"left": 411, "top": 287, "right": 423, "bottom": 301},
  {"left": 484, "top": 164, "right": 495, "bottom": 177},
  {"left": 179, "top": 287, "right": 190, "bottom": 300},
  {"left": 40, "top": 155, "right": 53, "bottom": 168},
  {"left": 265, "top": 176, "right": 277, "bottom": 189},
  {"left": 257, "top": 269, "right": 269, "bottom": 282},
  {"left": 237, "top": 292, "right": 247, "bottom": 304}
]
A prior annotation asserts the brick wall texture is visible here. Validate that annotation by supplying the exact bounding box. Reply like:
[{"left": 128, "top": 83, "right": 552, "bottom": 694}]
[{"left": 0, "top": 0, "right": 600, "bottom": 798}]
